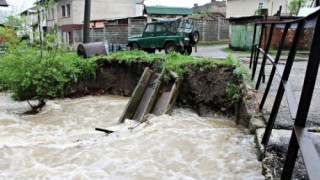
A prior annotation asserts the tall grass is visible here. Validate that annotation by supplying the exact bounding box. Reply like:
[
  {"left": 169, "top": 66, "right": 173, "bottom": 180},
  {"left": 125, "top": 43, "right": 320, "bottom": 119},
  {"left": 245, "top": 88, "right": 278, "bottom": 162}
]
[{"left": 91, "top": 50, "right": 243, "bottom": 76}]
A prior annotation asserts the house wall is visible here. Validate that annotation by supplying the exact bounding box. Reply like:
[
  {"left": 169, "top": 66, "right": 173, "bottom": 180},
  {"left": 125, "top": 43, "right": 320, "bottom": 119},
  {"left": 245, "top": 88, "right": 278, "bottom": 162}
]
[
  {"left": 51, "top": 0, "right": 143, "bottom": 26},
  {"left": 227, "top": 0, "right": 291, "bottom": 18},
  {"left": 46, "top": 5, "right": 59, "bottom": 27}
]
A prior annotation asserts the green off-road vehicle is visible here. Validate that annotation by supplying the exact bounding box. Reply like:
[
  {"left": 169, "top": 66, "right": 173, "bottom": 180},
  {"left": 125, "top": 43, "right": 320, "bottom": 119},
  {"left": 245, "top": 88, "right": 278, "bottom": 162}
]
[{"left": 127, "top": 18, "right": 200, "bottom": 55}]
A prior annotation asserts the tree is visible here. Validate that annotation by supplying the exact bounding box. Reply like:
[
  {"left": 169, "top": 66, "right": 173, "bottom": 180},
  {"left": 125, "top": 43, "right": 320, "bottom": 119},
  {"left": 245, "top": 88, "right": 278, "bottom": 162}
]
[
  {"left": 288, "top": 0, "right": 307, "bottom": 15},
  {"left": 0, "top": 3, "right": 96, "bottom": 114}
]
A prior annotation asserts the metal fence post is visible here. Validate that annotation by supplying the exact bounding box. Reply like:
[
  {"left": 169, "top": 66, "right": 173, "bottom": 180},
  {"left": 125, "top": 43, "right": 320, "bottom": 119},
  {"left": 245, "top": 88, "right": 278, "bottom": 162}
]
[
  {"left": 259, "top": 23, "right": 290, "bottom": 110},
  {"left": 256, "top": 23, "right": 275, "bottom": 89},
  {"left": 252, "top": 23, "right": 265, "bottom": 81}
]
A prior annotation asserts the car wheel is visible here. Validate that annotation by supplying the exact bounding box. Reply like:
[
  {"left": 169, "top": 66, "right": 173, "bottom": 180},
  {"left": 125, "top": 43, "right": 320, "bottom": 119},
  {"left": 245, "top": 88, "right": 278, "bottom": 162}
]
[
  {"left": 165, "top": 43, "right": 177, "bottom": 54},
  {"left": 190, "top": 30, "right": 200, "bottom": 44},
  {"left": 129, "top": 42, "right": 139, "bottom": 50}
]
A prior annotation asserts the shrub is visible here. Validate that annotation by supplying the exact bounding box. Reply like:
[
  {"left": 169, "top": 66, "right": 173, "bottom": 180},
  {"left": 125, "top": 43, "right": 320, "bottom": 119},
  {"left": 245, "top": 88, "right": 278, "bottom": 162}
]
[{"left": 0, "top": 15, "right": 96, "bottom": 113}]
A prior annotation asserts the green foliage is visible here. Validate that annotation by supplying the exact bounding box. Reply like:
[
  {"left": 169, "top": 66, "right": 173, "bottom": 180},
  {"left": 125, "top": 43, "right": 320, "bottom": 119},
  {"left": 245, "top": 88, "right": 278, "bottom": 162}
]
[
  {"left": 254, "top": 9, "right": 261, "bottom": 15},
  {"left": 223, "top": 47, "right": 251, "bottom": 54},
  {"left": 100, "top": 51, "right": 248, "bottom": 77},
  {"left": 190, "top": 10, "right": 211, "bottom": 19},
  {"left": 0, "top": 40, "right": 95, "bottom": 101},
  {"left": 197, "top": 40, "right": 229, "bottom": 46},
  {"left": 226, "top": 82, "right": 245, "bottom": 101},
  {"left": 224, "top": 54, "right": 251, "bottom": 78},
  {"left": 0, "top": 11, "right": 96, "bottom": 105},
  {"left": 288, "top": 0, "right": 306, "bottom": 15},
  {"left": 225, "top": 55, "right": 251, "bottom": 102},
  {"left": 103, "top": 50, "right": 159, "bottom": 65}
]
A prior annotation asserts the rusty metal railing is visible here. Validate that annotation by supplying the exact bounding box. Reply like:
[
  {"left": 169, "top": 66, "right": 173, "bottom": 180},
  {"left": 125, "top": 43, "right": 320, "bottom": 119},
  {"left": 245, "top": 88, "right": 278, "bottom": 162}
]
[{"left": 249, "top": 10, "right": 320, "bottom": 180}]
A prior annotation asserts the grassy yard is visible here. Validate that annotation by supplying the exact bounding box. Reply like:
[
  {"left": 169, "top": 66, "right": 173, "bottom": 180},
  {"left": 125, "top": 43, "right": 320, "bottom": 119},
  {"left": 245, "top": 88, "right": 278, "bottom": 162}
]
[
  {"left": 223, "top": 47, "right": 251, "bottom": 55},
  {"left": 197, "top": 40, "right": 229, "bottom": 46}
]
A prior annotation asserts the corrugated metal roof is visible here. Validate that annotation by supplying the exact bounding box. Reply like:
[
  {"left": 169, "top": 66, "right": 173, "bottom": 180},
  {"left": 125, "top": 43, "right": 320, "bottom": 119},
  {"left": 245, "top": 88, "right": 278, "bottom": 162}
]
[
  {"left": 0, "top": 0, "right": 8, "bottom": 7},
  {"left": 298, "top": 7, "right": 320, "bottom": 17},
  {"left": 145, "top": 6, "right": 191, "bottom": 15}
]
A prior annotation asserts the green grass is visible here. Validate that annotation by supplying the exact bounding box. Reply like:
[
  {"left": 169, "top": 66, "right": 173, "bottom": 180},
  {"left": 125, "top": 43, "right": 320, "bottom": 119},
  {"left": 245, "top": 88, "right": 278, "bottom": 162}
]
[
  {"left": 223, "top": 47, "right": 251, "bottom": 54},
  {"left": 197, "top": 40, "right": 229, "bottom": 46},
  {"left": 269, "top": 50, "right": 309, "bottom": 57},
  {"left": 91, "top": 50, "right": 241, "bottom": 76}
]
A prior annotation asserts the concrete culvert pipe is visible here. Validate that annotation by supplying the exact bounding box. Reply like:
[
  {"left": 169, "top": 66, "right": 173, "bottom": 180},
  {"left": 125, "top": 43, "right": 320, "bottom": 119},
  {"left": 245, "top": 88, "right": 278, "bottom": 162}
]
[{"left": 77, "top": 42, "right": 108, "bottom": 58}]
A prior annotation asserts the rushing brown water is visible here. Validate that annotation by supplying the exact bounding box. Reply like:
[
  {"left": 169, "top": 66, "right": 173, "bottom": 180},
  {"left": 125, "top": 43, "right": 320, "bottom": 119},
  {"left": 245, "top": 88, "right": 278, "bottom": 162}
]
[{"left": 0, "top": 93, "right": 264, "bottom": 179}]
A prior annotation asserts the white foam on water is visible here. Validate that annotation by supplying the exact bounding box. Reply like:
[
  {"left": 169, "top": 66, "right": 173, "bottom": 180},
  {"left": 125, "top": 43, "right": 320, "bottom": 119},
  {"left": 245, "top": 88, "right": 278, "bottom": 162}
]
[{"left": 0, "top": 93, "right": 264, "bottom": 179}]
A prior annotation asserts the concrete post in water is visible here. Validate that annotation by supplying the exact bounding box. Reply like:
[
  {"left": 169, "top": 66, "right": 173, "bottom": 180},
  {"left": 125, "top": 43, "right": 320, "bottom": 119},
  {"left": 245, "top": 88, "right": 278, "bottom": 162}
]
[{"left": 83, "top": 0, "right": 91, "bottom": 43}]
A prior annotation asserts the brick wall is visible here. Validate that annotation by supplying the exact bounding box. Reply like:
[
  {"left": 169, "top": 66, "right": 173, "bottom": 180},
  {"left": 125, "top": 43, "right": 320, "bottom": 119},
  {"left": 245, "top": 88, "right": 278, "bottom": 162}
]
[{"left": 260, "top": 26, "right": 314, "bottom": 50}]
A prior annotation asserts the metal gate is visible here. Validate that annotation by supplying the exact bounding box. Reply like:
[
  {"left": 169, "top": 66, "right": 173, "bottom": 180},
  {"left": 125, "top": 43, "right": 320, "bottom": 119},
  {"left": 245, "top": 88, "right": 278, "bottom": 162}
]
[{"left": 250, "top": 10, "right": 320, "bottom": 179}]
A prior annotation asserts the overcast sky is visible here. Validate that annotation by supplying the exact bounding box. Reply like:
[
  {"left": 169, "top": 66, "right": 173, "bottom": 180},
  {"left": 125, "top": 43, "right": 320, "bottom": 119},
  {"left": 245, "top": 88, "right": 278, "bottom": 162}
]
[
  {"left": 4, "top": 0, "right": 36, "bottom": 12},
  {"left": 144, "top": 0, "right": 213, "bottom": 8},
  {"left": 4, "top": 0, "right": 214, "bottom": 12}
]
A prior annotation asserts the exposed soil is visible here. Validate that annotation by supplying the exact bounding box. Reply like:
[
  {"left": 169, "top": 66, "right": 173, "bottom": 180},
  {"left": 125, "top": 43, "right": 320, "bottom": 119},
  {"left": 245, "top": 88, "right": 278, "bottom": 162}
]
[
  {"left": 263, "top": 144, "right": 309, "bottom": 180},
  {"left": 177, "top": 64, "right": 239, "bottom": 117},
  {"left": 66, "top": 59, "right": 240, "bottom": 118}
]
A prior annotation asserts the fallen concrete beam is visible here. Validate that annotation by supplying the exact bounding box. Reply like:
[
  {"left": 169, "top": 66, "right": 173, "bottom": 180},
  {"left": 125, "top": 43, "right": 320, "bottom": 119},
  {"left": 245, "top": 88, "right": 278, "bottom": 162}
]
[
  {"left": 132, "top": 68, "right": 166, "bottom": 122},
  {"left": 118, "top": 67, "right": 153, "bottom": 123}
]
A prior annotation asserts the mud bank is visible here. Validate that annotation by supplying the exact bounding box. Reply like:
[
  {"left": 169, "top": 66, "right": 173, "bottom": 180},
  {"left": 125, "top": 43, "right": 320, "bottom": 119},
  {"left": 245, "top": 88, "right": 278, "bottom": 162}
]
[{"left": 67, "top": 59, "right": 245, "bottom": 122}]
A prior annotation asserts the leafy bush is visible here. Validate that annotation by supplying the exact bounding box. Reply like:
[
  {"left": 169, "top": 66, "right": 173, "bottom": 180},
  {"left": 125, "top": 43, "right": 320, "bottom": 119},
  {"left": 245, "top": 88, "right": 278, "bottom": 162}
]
[
  {"left": 288, "top": 0, "right": 306, "bottom": 15},
  {"left": 190, "top": 10, "right": 211, "bottom": 19},
  {"left": 0, "top": 40, "right": 95, "bottom": 99},
  {"left": 226, "top": 82, "right": 245, "bottom": 101},
  {"left": 0, "top": 16, "right": 96, "bottom": 113}
]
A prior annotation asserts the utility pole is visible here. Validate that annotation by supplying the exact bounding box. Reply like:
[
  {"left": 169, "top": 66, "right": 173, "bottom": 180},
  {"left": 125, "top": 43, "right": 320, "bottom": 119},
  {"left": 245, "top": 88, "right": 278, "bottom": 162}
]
[{"left": 83, "top": 0, "right": 91, "bottom": 43}]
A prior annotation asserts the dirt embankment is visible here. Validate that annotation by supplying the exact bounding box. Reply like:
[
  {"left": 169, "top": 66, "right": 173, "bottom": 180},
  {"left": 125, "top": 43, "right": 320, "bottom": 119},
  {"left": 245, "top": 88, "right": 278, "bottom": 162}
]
[{"left": 67, "top": 59, "right": 240, "bottom": 117}]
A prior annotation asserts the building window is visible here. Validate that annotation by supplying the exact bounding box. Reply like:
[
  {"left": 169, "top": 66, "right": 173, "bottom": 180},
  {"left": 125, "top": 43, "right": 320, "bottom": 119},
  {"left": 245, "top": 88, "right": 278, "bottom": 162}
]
[
  {"left": 61, "top": 4, "right": 70, "bottom": 17},
  {"left": 61, "top": 6, "right": 65, "bottom": 17},
  {"left": 258, "top": 2, "right": 263, "bottom": 9},
  {"left": 66, "top": 4, "right": 70, "bottom": 16},
  {"left": 51, "top": 8, "right": 54, "bottom": 19}
]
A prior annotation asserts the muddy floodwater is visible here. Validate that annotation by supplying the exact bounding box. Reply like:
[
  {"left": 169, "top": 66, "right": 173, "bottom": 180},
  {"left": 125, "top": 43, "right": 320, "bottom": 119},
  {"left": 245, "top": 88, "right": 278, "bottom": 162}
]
[{"left": 0, "top": 93, "right": 264, "bottom": 179}]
